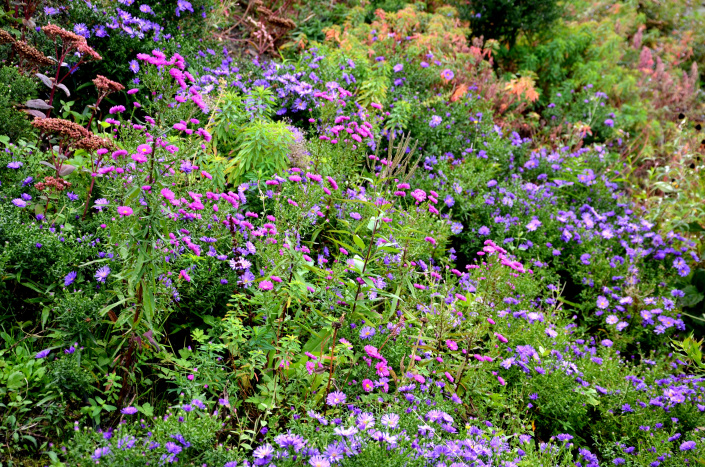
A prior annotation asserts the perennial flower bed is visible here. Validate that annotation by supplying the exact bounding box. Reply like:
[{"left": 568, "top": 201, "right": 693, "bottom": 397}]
[{"left": 0, "top": 1, "right": 704, "bottom": 466}]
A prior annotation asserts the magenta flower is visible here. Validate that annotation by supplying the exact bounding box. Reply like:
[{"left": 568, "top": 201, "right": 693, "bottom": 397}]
[
  {"left": 136, "top": 144, "right": 152, "bottom": 155},
  {"left": 259, "top": 280, "right": 274, "bottom": 291},
  {"left": 362, "top": 379, "right": 374, "bottom": 392},
  {"left": 180, "top": 270, "right": 191, "bottom": 282},
  {"left": 117, "top": 206, "right": 133, "bottom": 217},
  {"left": 495, "top": 332, "right": 508, "bottom": 343}
]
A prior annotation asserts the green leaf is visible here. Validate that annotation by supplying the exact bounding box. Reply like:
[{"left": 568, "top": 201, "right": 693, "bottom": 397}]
[{"left": 7, "top": 371, "right": 25, "bottom": 390}]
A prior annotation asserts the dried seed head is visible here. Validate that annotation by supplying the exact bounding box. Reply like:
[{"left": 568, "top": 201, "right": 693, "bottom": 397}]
[
  {"left": 74, "top": 135, "right": 114, "bottom": 151},
  {"left": 32, "top": 118, "right": 91, "bottom": 140},
  {"left": 256, "top": 6, "right": 274, "bottom": 17},
  {"left": 36, "top": 176, "right": 71, "bottom": 192},
  {"left": 93, "top": 75, "right": 125, "bottom": 94},
  {"left": 268, "top": 15, "right": 296, "bottom": 29},
  {"left": 0, "top": 29, "right": 15, "bottom": 44},
  {"left": 12, "top": 41, "right": 54, "bottom": 67},
  {"left": 42, "top": 24, "right": 83, "bottom": 43}
]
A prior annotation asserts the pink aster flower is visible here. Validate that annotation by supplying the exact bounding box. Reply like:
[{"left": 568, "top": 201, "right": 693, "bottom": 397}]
[
  {"left": 179, "top": 270, "right": 191, "bottom": 282},
  {"left": 117, "top": 206, "right": 133, "bottom": 217},
  {"left": 362, "top": 379, "right": 374, "bottom": 392},
  {"left": 259, "top": 280, "right": 274, "bottom": 291},
  {"left": 136, "top": 144, "right": 152, "bottom": 155}
]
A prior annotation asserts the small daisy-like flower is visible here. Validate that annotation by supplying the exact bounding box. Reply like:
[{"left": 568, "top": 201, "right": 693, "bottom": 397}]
[
  {"left": 326, "top": 390, "right": 346, "bottom": 406},
  {"left": 117, "top": 206, "right": 133, "bottom": 217},
  {"left": 95, "top": 266, "right": 111, "bottom": 283},
  {"left": 440, "top": 69, "right": 454, "bottom": 80}
]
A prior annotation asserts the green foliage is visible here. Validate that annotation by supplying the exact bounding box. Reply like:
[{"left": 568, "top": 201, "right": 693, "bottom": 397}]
[
  {"left": 0, "top": 66, "right": 38, "bottom": 141},
  {"left": 232, "top": 120, "right": 295, "bottom": 183},
  {"left": 457, "top": 0, "right": 562, "bottom": 46}
]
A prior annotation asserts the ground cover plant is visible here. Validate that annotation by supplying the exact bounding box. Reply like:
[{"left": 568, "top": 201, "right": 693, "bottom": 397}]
[{"left": 1, "top": 0, "right": 705, "bottom": 466}]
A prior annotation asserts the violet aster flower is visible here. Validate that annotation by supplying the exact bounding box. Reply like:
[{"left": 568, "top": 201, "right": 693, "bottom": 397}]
[
  {"left": 326, "top": 391, "right": 346, "bottom": 406},
  {"left": 35, "top": 348, "right": 51, "bottom": 359},
  {"left": 64, "top": 271, "right": 77, "bottom": 287},
  {"left": 121, "top": 406, "right": 138, "bottom": 415},
  {"left": 680, "top": 441, "right": 696, "bottom": 451},
  {"left": 95, "top": 266, "right": 111, "bottom": 283}
]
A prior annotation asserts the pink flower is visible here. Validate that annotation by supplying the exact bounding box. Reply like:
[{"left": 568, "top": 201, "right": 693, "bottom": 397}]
[
  {"left": 136, "top": 144, "right": 152, "bottom": 155},
  {"left": 424, "top": 236, "right": 436, "bottom": 245},
  {"left": 132, "top": 154, "right": 147, "bottom": 163},
  {"left": 161, "top": 188, "right": 175, "bottom": 200},
  {"left": 127, "top": 88, "right": 139, "bottom": 95},
  {"left": 180, "top": 270, "right": 191, "bottom": 282},
  {"left": 494, "top": 332, "right": 508, "bottom": 343},
  {"left": 327, "top": 177, "right": 338, "bottom": 190},
  {"left": 445, "top": 340, "right": 458, "bottom": 351},
  {"left": 117, "top": 206, "right": 133, "bottom": 217},
  {"left": 362, "top": 379, "right": 374, "bottom": 392},
  {"left": 455, "top": 293, "right": 466, "bottom": 301},
  {"left": 259, "top": 280, "right": 274, "bottom": 291},
  {"left": 201, "top": 171, "right": 212, "bottom": 179},
  {"left": 371, "top": 102, "right": 382, "bottom": 110},
  {"left": 187, "top": 374, "right": 194, "bottom": 381}
]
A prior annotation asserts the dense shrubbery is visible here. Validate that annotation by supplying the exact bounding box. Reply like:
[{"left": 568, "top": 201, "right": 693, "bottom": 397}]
[{"left": 1, "top": 0, "right": 704, "bottom": 466}]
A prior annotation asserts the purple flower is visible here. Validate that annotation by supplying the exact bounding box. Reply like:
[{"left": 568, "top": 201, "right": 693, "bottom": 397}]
[
  {"left": 11, "top": 199, "right": 27, "bottom": 207},
  {"left": 604, "top": 118, "right": 614, "bottom": 127},
  {"left": 95, "top": 266, "right": 111, "bottom": 283},
  {"left": 596, "top": 296, "right": 609, "bottom": 309},
  {"left": 429, "top": 115, "right": 442, "bottom": 128},
  {"left": 35, "top": 348, "right": 51, "bottom": 359},
  {"left": 7, "top": 161, "right": 23, "bottom": 169},
  {"left": 91, "top": 446, "right": 110, "bottom": 461},
  {"left": 326, "top": 391, "right": 346, "bottom": 406},
  {"left": 380, "top": 413, "right": 399, "bottom": 428},
  {"left": 393, "top": 63, "right": 403, "bottom": 73},
  {"left": 129, "top": 60, "right": 140, "bottom": 73},
  {"left": 359, "top": 326, "right": 376, "bottom": 340},
  {"left": 350, "top": 212, "right": 362, "bottom": 220},
  {"left": 73, "top": 23, "right": 90, "bottom": 38},
  {"left": 440, "top": 69, "right": 454, "bottom": 80},
  {"left": 165, "top": 441, "right": 182, "bottom": 455},
  {"left": 680, "top": 441, "right": 696, "bottom": 451},
  {"left": 478, "top": 226, "right": 490, "bottom": 236},
  {"left": 64, "top": 271, "right": 77, "bottom": 287},
  {"left": 121, "top": 406, "right": 138, "bottom": 415}
]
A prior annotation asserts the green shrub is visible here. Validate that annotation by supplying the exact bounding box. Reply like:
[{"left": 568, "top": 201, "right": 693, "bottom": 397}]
[
  {"left": 457, "top": 0, "right": 562, "bottom": 46},
  {"left": 0, "top": 66, "right": 38, "bottom": 141}
]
